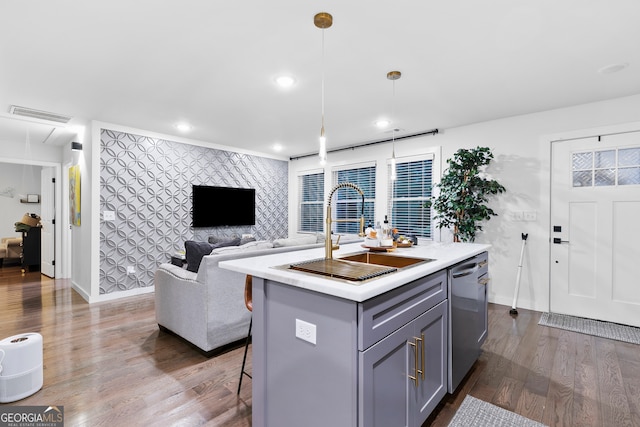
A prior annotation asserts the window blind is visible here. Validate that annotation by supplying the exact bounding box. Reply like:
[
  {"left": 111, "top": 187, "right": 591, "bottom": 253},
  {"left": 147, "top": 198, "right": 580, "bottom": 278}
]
[
  {"left": 388, "top": 157, "right": 433, "bottom": 238},
  {"left": 298, "top": 172, "right": 324, "bottom": 232},
  {"left": 332, "top": 165, "right": 376, "bottom": 234}
]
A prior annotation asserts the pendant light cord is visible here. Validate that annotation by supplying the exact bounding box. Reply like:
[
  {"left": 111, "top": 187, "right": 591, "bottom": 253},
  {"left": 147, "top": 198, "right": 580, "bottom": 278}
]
[
  {"left": 391, "top": 78, "right": 396, "bottom": 158},
  {"left": 321, "top": 28, "right": 326, "bottom": 135}
]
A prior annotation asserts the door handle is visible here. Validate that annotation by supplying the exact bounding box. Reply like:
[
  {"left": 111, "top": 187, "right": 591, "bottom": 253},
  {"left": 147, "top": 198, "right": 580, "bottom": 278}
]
[{"left": 553, "top": 238, "right": 569, "bottom": 244}]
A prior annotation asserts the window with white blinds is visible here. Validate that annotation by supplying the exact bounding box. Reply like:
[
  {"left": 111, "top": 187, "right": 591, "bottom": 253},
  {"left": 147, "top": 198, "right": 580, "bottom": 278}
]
[
  {"left": 388, "top": 156, "right": 433, "bottom": 238},
  {"left": 332, "top": 164, "right": 376, "bottom": 234},
  {"left": 298, "top": 172, "right": 324, "bottom": 233}
]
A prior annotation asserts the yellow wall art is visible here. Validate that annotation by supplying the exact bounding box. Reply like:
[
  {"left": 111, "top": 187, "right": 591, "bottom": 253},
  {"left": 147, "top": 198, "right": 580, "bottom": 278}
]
[{"left": 69, "top": 164, "right": 81, "bottom": 226}]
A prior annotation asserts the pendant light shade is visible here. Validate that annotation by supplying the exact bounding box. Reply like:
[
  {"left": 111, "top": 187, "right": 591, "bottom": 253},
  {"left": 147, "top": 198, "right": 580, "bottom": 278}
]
[
  {"left": 315, "top": 12, "right": 333, "bottom": 164},
  {"left": 387, "top": 71, "right": 401, "bottom": 180}
]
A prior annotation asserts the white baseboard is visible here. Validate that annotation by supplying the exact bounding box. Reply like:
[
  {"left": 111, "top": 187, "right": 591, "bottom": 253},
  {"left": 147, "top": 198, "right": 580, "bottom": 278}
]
[{"left": 71, "top": 282, "right": 154, "bottom": 304}]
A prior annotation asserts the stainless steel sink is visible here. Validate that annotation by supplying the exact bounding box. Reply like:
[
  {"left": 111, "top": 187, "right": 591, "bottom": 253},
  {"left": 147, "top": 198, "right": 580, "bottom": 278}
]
[{"left": 276, "top": 252, "right": 434, "bottom": 284}]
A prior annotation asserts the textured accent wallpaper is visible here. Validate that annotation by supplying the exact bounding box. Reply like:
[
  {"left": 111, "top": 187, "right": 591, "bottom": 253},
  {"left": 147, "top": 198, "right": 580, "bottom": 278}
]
[{"left": 100, "top": 129, "right": 288, "bottom": 294}]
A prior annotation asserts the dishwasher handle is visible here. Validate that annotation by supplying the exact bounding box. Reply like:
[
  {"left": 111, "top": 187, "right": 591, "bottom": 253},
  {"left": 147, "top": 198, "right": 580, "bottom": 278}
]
[{"left": 451, "top": 264, "right": 479, "bottom": 278}]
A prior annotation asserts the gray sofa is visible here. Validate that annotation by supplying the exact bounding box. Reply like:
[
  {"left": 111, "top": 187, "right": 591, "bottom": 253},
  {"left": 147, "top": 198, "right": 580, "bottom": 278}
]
[{"left": 155, "top": 235, "right": 357, "bottom": 356}]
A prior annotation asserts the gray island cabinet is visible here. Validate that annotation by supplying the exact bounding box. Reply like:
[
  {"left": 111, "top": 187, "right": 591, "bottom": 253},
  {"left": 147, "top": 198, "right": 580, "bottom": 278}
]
[{"left": 220, "top": 241, "right": 490, "bottom": 427}]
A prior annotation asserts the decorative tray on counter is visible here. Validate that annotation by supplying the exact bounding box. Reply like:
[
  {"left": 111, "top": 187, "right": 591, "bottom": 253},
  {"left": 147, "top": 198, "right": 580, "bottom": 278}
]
[{"left": 395, "top": 241, "right": 413, "bottom": 248}]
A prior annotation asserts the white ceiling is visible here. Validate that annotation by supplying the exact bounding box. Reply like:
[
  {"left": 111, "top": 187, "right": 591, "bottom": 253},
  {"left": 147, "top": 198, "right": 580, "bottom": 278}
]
[{"left": 1, "top": 1, "right": 639, "bottom": 158}]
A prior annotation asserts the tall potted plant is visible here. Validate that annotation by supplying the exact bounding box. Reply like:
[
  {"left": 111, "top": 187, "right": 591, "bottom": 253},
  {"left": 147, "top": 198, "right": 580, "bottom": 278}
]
[{"left": 430, "top": 146, "right": 505, "bottom": 242}]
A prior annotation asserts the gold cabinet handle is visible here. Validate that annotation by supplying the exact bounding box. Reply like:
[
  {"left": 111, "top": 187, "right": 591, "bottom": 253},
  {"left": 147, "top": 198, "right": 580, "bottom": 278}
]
[
  {"left": 407, "top": 339, "right": 419, "bottom": 387},
  {"left": 419, "top": 333, "right": 425, "bottom": 380},
  {"left": 478, "top": 260, "right": 488, "bottom": 268},
  {"left": 479, "top": 277, "right": 490, "bottom": 286}
]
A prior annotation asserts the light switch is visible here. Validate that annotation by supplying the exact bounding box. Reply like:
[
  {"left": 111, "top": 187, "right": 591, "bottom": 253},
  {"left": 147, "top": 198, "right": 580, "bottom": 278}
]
[{"left": 103, "top": 211, "right": 115, "bottom": 221}]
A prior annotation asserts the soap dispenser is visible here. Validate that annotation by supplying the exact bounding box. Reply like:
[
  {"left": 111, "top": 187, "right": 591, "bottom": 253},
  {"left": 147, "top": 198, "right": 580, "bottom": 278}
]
[{"left": 381, "top": 215, "right": 393, "bottom": 247}]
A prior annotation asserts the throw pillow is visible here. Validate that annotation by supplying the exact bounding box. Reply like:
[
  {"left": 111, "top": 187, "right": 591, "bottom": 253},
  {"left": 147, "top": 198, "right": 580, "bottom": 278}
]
[
  {"left": 208, "top": 235, "right": 240, "bottom": 245},
  {"left": 185, "top": 241, "right": 213, "bottom": 273},
  {"left": 211, "top": 236, "right": 241, "bottom": 251},
  {"left": 185, "top": 237, "right": 242, "bottom": 272}
]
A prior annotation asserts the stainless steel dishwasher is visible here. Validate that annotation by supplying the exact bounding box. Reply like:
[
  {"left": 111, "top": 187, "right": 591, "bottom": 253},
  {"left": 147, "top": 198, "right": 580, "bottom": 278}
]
[{"left": 448, "top": 252, "right": 489, "bottom": 393}]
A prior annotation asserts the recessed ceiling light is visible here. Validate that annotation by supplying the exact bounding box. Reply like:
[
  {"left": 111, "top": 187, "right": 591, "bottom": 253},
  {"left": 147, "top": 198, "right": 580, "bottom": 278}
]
[
  {"left": 272, "top": 143, "right": 284, "bottom": 152},
  {"left": 175, "top": 123, "right": 192, "bottom": 132},
  {"left": 275, "top": 75, "right": 296, "bottom": 88},
  {"left": 375, "top": 119, "right": 390, "bottom": 128},
  {"left": 597, "top": 62, "right": 629, "bottom": 74}
]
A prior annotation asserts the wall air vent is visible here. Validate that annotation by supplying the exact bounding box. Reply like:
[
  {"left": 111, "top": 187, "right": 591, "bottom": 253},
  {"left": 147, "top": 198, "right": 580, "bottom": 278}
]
[{"left": 9, "top": 105, "right": 72, "bottom": 124}]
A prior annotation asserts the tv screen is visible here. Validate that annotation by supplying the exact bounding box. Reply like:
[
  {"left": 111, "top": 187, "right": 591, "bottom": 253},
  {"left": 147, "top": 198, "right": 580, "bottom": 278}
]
[{"left": 192, "top": 185, "right": 256, "bottom": 227}]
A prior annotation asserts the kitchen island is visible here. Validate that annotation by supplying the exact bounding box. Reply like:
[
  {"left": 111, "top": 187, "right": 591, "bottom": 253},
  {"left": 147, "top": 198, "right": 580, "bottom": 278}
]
[{"left": 220, "top": 240, "right": 490, "bottom": 427}]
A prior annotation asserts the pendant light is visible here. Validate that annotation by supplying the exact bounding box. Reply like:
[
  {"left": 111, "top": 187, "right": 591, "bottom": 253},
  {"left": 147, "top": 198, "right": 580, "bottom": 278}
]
[
  {"left": 387, "top": 70, "right": 401, "bottom": 180},
  {"left": 315, "top": 12, "right": 332, "bottom": 164}
]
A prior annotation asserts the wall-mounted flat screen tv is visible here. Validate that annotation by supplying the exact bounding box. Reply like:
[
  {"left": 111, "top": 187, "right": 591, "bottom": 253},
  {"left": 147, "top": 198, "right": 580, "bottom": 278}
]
[{"left": 192, "top": 185, "right": 256, "bottom": 227}]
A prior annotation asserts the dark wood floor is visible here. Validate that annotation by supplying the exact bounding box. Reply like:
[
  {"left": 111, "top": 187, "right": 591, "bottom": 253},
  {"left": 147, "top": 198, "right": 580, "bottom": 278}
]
[{"left": 1, "top": 266, "right": 639, "bottom": 426}]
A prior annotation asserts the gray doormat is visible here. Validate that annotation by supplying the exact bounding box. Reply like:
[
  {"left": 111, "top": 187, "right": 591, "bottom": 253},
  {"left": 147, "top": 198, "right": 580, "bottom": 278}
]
[
  {"left": 539, "top": 312, "right": 640, "bottom": 345},
  {"left": 448, "top": 395, "right": 547, "bottom": 427}
]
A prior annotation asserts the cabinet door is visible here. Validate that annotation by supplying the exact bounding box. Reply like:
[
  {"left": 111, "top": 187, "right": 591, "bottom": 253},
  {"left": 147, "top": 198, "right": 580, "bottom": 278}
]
[
  {"left": 413, "top": 300, "right": 448, "bottom": 427},
  {"left": 359, "top": 321, "right": 413, "bottom": 427},
  {"left": 359, "top": 300, "right": 449, "bottom": 427}
]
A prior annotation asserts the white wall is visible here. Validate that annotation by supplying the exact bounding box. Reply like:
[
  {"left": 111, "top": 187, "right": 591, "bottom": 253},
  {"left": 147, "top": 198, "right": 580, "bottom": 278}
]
[
  {"left": 0, "top": 163, "right": 42, "bottom": 238},
  {"left": 288, "top": 93, "right": 640, "bottom": 312},
  {"left": 67, "top": 123, "right": 93, "bottom": 301}
]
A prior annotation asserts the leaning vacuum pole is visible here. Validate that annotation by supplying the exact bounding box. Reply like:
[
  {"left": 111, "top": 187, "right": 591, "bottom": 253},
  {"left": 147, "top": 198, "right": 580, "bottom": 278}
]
[{"left": 510, "top": 233, "right": 528, "bottom": 316}]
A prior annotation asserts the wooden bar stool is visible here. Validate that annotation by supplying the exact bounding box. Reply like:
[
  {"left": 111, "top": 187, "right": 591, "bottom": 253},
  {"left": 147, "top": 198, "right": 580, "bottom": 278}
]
[{"left": 237, "top": 275, "right": 252, "bottom": 394}]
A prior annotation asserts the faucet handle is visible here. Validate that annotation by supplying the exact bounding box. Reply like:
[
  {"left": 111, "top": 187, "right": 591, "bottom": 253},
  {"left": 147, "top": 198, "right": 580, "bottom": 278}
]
[{"left": 332, "top": 234, "right": 341, "bottom": 250}]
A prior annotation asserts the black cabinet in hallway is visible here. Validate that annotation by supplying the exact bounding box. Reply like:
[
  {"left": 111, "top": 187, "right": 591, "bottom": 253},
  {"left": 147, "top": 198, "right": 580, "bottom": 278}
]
[{"left": 21, "top": 226, "right": 41, "bottom": 272}]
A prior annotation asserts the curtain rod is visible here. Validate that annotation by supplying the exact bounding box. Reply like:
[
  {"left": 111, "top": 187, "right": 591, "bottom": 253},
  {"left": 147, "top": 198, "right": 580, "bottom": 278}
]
[{"left": 289, "top": 128, "right": 439, "bottom": 161}]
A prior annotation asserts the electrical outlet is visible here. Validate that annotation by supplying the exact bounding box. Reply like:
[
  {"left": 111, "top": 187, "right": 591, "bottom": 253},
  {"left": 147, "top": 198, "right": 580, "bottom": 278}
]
[
  {"left": 103, "top": 210, "right": 115, "bottom": 221},
  {"left": 295, "top": 319, "right": 317, "bottom": 345},
  {"left": 126, "top": 266, "right": 135, "bottom": 275},
  {"left": 513, "top": 211, "right": 524, "bottom": 221},
  {"left": 523, "top": 211, "right": 537, "bottom": 221}
]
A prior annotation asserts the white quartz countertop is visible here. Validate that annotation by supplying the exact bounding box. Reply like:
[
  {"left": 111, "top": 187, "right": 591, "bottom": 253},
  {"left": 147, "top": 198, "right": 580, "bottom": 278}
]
[{"left": 219, "top": 240, "right": 490, "bottom": 302}]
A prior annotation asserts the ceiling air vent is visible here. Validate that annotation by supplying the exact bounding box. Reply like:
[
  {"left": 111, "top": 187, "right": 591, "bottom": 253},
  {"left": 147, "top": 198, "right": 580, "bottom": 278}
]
[{"left": 9, "top": 105, "right": 72, "bottom": 124}]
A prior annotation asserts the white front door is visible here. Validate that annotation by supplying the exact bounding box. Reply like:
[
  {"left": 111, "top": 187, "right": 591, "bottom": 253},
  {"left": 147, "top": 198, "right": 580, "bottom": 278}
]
[
  {"left": 550, "top": 132, "right": 640, "bottom": 327},
  {"left": 40, "top": 167, "right": 55, "bottom": 278}
]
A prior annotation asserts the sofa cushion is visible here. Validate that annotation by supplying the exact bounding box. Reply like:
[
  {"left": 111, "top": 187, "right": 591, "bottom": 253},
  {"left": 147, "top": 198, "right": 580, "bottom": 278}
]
[
  {"left": 240, "top": 235, "right": 257, "bottom": 245},
  {"left": 185, "top": 238, "right": 241, "bottom": 272},
  {"left": 272, "top": 235, "right": 317, "bottom": 248},
  {"left": 211, "top": 240, "right": 273, "bottom": 255},
  {"left": 208, "top": 235, "right": 256, "bottom": 246}
]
